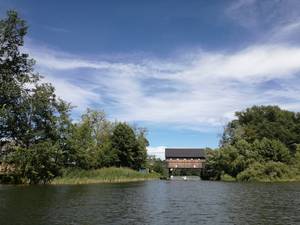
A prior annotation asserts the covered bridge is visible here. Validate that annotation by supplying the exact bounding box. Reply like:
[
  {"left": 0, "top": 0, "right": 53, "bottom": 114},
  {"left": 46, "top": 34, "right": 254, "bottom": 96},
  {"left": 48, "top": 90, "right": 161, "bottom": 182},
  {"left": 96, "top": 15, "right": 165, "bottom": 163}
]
[{"left": 165, "top": 148, "right": 206, "bottom": 177}]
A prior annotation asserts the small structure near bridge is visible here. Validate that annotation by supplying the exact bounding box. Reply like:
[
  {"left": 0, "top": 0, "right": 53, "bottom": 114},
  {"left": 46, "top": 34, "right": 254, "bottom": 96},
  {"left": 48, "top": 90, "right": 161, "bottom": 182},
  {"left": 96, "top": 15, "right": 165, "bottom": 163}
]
[{"left": 165, "top": 148, "right": 206, "bottom": 177}]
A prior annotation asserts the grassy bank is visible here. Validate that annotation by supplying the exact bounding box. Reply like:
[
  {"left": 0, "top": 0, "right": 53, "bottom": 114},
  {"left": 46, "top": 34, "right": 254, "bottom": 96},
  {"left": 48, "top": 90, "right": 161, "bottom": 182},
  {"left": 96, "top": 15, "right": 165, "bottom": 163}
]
[
  {"left": 220, "top": 175, "right": 300, "bottom": 182},
  {"left": 51, "top": 167, "right": 160, "bottom": 185},
  {"left": 219, "top": 172, "right": 300, "bottom": 183}
]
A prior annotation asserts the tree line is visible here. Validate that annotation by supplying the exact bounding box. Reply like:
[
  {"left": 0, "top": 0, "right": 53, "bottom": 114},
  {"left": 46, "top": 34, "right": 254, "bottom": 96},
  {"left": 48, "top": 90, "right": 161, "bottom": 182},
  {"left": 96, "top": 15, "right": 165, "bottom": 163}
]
[
  {"left": 203, "top": 105, "right": 300, "bottom": 181},
  {"left": 0, "top": 11, "right": 148, "bottom": 184}
]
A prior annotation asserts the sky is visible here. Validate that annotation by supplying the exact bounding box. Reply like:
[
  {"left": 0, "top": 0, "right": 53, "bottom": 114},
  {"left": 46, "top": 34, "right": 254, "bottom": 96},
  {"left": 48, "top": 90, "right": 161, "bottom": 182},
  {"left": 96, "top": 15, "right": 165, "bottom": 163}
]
[{"left": 2, "top": 0, "right": 300, "bottom": 159}]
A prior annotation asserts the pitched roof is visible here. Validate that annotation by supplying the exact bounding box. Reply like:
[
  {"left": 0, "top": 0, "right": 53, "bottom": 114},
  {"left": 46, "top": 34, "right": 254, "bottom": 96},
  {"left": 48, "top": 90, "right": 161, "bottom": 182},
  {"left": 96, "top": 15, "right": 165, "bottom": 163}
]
[{"left": 165, "top": 148, "right": 206, "bottom": 158}]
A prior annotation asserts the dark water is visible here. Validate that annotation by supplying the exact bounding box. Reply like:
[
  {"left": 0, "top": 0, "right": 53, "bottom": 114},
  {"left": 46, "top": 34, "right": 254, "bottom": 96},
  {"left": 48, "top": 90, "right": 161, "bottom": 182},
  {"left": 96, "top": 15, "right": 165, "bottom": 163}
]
[{"left": 1, "top": 181, "right": 300, "bottom": 225}]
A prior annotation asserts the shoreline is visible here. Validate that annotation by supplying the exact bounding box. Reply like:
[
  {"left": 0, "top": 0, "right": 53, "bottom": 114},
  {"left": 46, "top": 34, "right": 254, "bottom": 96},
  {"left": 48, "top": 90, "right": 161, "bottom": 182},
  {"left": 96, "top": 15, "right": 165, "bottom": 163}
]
[{"left": 51, "top": 177, "right": 159, "bottom": 185}]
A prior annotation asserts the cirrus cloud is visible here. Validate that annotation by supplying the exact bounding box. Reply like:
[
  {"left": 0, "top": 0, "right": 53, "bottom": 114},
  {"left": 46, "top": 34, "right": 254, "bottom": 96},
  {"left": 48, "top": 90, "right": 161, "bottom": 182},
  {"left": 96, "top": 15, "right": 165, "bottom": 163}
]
[{"left": 24, "top": 40, "right": 300, "bottom": 131}]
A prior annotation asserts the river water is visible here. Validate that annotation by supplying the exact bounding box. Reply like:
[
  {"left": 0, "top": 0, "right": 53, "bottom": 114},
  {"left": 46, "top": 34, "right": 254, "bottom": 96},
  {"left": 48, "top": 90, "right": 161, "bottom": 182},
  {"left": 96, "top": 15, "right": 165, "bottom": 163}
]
[{"left": 1, "top": 180, "right": 300, "bottom": 225}]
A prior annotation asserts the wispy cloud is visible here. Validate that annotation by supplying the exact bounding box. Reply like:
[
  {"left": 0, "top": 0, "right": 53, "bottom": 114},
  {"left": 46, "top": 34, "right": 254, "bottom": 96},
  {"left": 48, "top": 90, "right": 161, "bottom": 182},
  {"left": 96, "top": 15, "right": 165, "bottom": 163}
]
[
  {"left": 226, "top": 0, "right": 300, "bottom": 31},
  {"left": 21, "top": 1, "right": 300, "bottom": 136},
  {"left": 24, "top": 40, "right": 300, "bottom": 130},
  {"left": 43, "top": 75, "right": 100, "bottom": 111}
]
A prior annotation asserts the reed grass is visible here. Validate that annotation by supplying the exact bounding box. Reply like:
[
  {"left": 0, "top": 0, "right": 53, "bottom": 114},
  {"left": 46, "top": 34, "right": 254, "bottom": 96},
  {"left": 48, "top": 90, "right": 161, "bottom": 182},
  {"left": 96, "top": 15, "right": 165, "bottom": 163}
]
[{"left": 51, "top": 167, "right": 160, "bottom": 184}]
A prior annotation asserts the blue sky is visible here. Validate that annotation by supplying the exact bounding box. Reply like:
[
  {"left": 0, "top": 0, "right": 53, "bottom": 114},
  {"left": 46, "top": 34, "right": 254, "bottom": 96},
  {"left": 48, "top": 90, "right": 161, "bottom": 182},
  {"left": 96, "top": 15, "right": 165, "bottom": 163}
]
[{"left": 2, "top": 0, "right": 300, "bottom": 158}]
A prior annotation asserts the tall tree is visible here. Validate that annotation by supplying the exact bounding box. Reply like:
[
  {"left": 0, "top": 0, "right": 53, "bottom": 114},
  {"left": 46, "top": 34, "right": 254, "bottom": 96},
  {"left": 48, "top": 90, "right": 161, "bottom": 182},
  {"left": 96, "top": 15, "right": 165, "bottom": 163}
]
[
  {"left": 0, "top": 11, "right": 72, "bottom": 151},
  {"left": 221, "top": 105, "right": 300, "bottom": 151},
  {"left": 0, "top": 11, "right": 72, "bottom": 183},
  {"left": 111, "top": 123, "right": 147, "bottom": 169},
  {"left": 0, "top": 10, "right": 38, "bottom": 147},
  {"left": 67, "top": 109, "right": 115, "bottom": 169},
  {"left": 134, "top": 127, "right": 148, "bottom": 170}
]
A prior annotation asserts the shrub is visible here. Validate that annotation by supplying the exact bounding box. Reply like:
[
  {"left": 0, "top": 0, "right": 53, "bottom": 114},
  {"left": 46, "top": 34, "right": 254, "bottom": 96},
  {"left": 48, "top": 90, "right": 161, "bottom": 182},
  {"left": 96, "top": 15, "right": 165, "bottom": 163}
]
[
  {"left": 237, "top": 161, "right": 294, "bottom": 182},
  {"left": 9, "top": 141, "right": 63, "bottom": 184},
  {"left": 220, "top": 173, "right": 236, "bottom": 182},
  {"left": 253, "top": 138, "right": 291, "bottom": 163}
]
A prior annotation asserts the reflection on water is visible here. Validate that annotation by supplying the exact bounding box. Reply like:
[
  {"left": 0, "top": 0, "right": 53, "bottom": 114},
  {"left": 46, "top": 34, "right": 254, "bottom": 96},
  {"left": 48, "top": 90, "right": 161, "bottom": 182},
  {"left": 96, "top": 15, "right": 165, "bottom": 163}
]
[{"left": 1, "top": 181, "right": 300, "bottom": 225}]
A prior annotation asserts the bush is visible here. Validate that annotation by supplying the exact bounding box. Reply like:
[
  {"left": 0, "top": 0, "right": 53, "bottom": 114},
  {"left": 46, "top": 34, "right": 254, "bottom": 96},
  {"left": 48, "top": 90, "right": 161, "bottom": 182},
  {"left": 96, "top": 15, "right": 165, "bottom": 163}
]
[
  {"left": 220, "top": 173, "right": 236, "bottom": 182},
  {"left": 237, "top": 161, "right": 294, "bottom": 182},
  {"left": 253, "top": 138, "right": 291, "bottom": 163},
  {"left": 9, "top": 141, "right": 63, "bottom": 184}
]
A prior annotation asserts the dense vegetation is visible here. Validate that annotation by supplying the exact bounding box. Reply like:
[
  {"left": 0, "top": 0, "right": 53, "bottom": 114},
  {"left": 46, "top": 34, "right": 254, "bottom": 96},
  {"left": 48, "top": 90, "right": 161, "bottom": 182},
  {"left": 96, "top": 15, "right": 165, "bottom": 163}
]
[
  {"left": 147, "top": 155, "right": 168, "bottom": 178},
  {"left": 204, "top": 106, "right": 300, "bottom": 182},
  {"left": 0, "top": 11, "right": 149, "bottom": 184}
]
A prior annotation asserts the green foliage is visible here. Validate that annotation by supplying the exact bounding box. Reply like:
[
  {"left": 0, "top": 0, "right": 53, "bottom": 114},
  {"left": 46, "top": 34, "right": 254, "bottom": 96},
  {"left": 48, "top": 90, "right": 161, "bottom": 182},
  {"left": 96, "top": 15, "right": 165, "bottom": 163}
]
[
  {"left": 206, "top": 105, "right": 300, "bottom": 182},
  {"left": 237, "top": 162, "right": 294, "bottom": 182},
  {"left": 66, "top": 110, "right": 148, "bottom": 170},
  {"left": 96, "top": 137, "right": 118, "bottom": 168},
  {"left": 111, "top": 123, "right": 136, "bottom": 168},
  {"left": 133, "top": 127, "right": 149, "bottom": 169},
  {"left": 67, "top": 109, "right": 116, "bottom": 169},
  {"left": 201, "top": 150, "right": 222, "bottom": 180},
  {"left": 147, "top": 155, "right": 168, "bottom": 177},
  {"left": 0, "top": 11, "right": 72, "bottom": 149},
  {"left": 203, "top": 140, "right": 257, "bottom": 179},
  {"left": 205, "top": 138, "right": 298, "bottom": 181},
  {"left": 0, "top": 11, "right": 73, "bottom": 184},
  {"left": 253, "top": 138, "right": 291, "bottom": 163},
  {"left": 292, "top": 145, "right": 300, "bottom": 173},
  {"left": 220, "top": 173, "right": 236, "bottom": 182},
  {"left": 8, "top": 141, "right": 63, "bottom": 184},
  {"left": 111, "top": 123, "right": 147, "bottom": 170},
  {"left": 221, "top": 105, "right": 300, "bottom": 150},
  {"left": 63, "top": 110, "right": 148, "bottom": 172},
  {"left": 0, "top": 10, "right": 36, "bottom": 146}
]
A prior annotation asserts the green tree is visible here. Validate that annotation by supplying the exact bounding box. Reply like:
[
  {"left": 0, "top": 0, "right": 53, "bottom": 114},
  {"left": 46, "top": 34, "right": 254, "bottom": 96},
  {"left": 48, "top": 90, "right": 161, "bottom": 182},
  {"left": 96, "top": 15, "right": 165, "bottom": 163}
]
[
  {"left": 111, "top": 123, "right": 136, "bottom": 168},
  {"left": 204, "top": 138, "right": 293, "bottom": 180},
  {"left": 221, "top": 105, "right": 299, "bottom": 151},
  {"left": 204, "top": 105, "right": 300, "bottom": 181},
  {"left": 252, "top": 138, "right": 291, "bottom": 163},
  {"left": 133, "top": 127, "right": 148, "bottom": 169},
  {"left": 0, "top": 10, "right": 38, "bottom": 148},
  {"left": 68, "top": 109, "right": 115, "bottom": 169},
  {"left": 96, "top": 137, "right": 118, "bottom": 167},
  {"left": 0, "top": 11, "right": 72, "bottom": 150},
  {"left": 237, "top": 161, "right": 293, "bottom": 182},
  {"left": 0, "top": 11, "right": 72, "bottom": 183},
  {"left": 9, "top": 141, "right": 63, "bottom": 184},
  {"left": 111, "top": 123, "right": 147, "bottom": 170},
  {"left": 147, "top": 155, "right": 166, "bottom": 175}
]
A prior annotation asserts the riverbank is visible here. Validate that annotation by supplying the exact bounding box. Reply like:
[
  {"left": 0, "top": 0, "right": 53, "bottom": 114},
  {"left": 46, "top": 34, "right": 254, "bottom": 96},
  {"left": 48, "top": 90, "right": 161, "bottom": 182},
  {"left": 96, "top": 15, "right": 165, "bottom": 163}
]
[
  {"left": 51, "top": 167, "right": 160, "bottom": 185},
  {"left": 220, "top": 173, "right": 300, "bottom": 182}
]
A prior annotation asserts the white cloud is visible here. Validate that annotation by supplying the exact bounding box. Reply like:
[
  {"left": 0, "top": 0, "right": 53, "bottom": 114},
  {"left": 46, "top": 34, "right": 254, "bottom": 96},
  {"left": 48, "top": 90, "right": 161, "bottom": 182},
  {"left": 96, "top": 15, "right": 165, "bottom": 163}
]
[
  {"left": 43, "top": 75, "right": 100, "bottom": 111},
  {"left": 147, "top": 146, "right": 166, "bottom": 159},
  {"left": 226, "top": 0, "right": 300, "bottom": 31},
  {"left": 24, "top": 42, "right": 300, "bottom": 129},
  {"left": 24, "top": 45, "right": 145, "bottom": 73},
  {"left": 184, "top": 45, "right": 300, "bottom": 81},
  {"left": 22, "top": 20, "right": 300, "bottom": 133}
]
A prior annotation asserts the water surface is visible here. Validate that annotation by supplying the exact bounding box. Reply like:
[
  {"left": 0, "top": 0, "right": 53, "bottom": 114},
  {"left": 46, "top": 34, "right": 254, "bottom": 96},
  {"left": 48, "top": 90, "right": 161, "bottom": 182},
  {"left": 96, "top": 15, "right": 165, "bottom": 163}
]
[{"left": 1, "top": 181, "right": 300, "bottom": 225}]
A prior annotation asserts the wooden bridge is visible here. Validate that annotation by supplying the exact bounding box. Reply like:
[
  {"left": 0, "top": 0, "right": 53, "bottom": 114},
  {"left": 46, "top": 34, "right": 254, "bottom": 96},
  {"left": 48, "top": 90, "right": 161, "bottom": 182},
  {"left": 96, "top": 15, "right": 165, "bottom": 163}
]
[{"left": 165, "top": 148, "right": 206, "bottom": 177}]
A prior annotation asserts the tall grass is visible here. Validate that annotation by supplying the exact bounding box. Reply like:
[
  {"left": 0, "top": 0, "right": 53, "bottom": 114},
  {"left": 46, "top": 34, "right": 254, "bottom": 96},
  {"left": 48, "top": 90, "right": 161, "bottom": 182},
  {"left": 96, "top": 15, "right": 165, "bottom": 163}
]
[{"left": 52, "top": 167, "right": 160, "bottom": 184}]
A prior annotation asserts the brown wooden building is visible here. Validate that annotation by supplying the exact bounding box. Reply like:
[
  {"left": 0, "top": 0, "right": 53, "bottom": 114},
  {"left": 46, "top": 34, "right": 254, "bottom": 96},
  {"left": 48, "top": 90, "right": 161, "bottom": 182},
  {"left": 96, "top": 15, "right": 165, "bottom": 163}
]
[{"left": 165, "top": 148, "right": 206, "bottom": 176}]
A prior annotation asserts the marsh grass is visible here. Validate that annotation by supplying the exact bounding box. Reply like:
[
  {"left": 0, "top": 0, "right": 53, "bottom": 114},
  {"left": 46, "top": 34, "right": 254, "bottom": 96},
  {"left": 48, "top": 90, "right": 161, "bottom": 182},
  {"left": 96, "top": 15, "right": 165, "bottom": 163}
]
[{"left": 51, "top": 167, "right": 160, "bottom": 184}]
